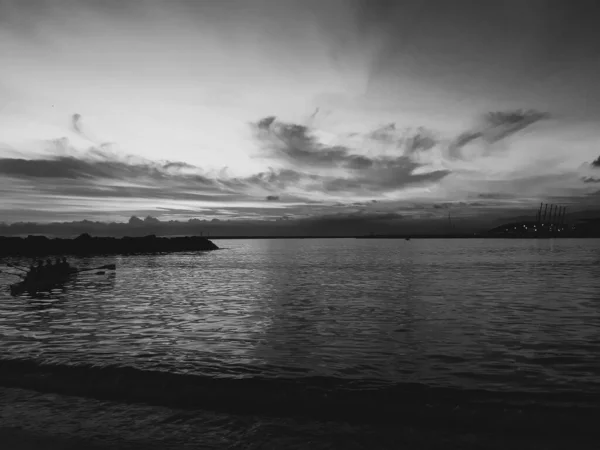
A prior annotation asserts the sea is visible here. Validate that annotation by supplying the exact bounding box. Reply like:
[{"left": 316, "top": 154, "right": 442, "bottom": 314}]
[{"left": 1, "top": 238, "right": 600, "bottom": 448}]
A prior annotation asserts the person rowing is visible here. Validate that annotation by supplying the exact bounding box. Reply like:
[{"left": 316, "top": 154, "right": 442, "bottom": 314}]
[
  {"left": 23, "top": 264, "right": 37, "bottom": 282},
  {"left": 35, "top": 260, "right": 44, "bottom": 278},
  {"left": 61, "top": 257, "right": 71, "bottom": 273},
  {"left": 54, "top": 257, "right": 71, "bottom": 276},
  {"left": 44, "top": 259, "right": 55, "bottom": 278},
  {"left": 23, "top": 261, "right": 43, "bottom": 282},
  {"left": 53, "top": 257, "right": 66, "bottom": 277}
]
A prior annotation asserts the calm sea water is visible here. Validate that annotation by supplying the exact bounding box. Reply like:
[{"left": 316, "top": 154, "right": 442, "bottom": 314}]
[
  {"left": 1, "top": 238, "right": 600, "bottom": 395},
  {"left": 2, "top": 238, "right": 600, "bottom": 446}
]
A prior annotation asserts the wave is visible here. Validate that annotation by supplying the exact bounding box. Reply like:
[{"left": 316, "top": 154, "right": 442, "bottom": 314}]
[{"left": 1, "top": 357, "right": 600, "bottom": 434}]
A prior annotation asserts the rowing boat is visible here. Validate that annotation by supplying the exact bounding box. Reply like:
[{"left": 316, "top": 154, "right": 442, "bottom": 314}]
[
  {"left": 6, "top": 263, "right": 116, "bottom": 296},
  {"left": 9, "top": 268, "right": 78, "bottom": 296}
]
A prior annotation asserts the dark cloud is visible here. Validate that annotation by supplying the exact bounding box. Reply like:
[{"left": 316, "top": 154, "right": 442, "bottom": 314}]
[
  {"left": 321, "top": 159, "right": 450, "bottom": 193},
  {"left": 163, "top": 161, "right": 197, "bottom": 170},
  {"left": 253, "top": 116, "right": 451, "bottom": 192},
  {"left": 25, "top": 182, "right": 247, "bottom": 203},
  {"left": 367, "top": 124, "right": 437, "bottom": 156},
  {"left": 368, "top": 123, "right": 398, "bottom": 145},
  {"left": 592, "top": 156, "right": 600, "bottom": 168},
  {"left": 477, "top": 192, "right": 516, "bottom": 200},
  {"left": 0, "top": 157, "right": 92, "bottom": 179},
  {"left": 0, "top": 147, "right": 261, "bottom": 209},
  {"left": 483, "top": 110, "right": 550, "bottom": 142},
  {"left": 0, "top": 154, "right": 214, "bottom": 186},
  {"left": 296, "top": 210, "right": 406, "bottom": 226},
  {"left": 72, "top": 113, "right": 82, "bottom": 134},
  {"left": 226, "top": 168, "right": 310, "bottom": 192},
  {"left": 256, "top": 118, "right": 357, "bottom": 169},
  {"left": 0, "top": 150, "right": 334, "bottom": 210},
  {"left": 404, "top": 128, "right": 437, "bottom": 155},
  {"left": 257, "top": 116, "right": 276, "bottom": 130},
  {"left": 239, "top": 162, "right": 449, "bottom": 195},
  {"left": 448, "top": 131, "right": 481, "bottom": 159},
  {"left": 448, "top": 109, "right": 549, "bottom": 160},
  {"left": 254, "top": 116, "right": 359, "bottom": 169},
  {"left": 582, "top": 176, "right": 600, "bottom": 183}
]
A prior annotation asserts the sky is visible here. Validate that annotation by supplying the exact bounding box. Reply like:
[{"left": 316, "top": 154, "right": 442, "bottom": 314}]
[{"left": 1, "top": 0, "right": 599, "bottom": 233}]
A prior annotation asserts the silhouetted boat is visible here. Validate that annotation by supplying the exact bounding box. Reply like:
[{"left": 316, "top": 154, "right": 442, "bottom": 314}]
[
  {"left": 10, "top": 269, "right": 78, "bottom": 296},
  {"left": 8, "top": 263, "right": 116, "bottom": 296}
]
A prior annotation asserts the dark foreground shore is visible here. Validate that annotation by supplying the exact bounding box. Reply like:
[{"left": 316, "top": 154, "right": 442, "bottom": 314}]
[
  {"left": 1, "top": 385, "right": 598, "bottom": 450},
  {"left": 0, "top": 234, "right": 219, "bottom": 257},
  {"left": 1, "top": 359, "right": 600, "bottom": 449}
]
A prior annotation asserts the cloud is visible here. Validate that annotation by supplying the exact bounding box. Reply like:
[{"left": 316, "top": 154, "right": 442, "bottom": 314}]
[
  {"left": 320, "top": 159, "right": 449, "bottom": 193},
  {"left": 367, "top": 123, "right": 399, "bottom": 145},
  {"left": 477, "top": 192, "right": 517, "bottom": 200},
  {"left": 163, "top": 161, "right": 197, "bottom": 170},
  {"left": 0, "top": 139, "right": 344, "bottom": 223},
  {"left": 404, "top": 128, "right": 437, "bottom": 155},
  {"left": 0, "top": 154, "right": 214, "bottom": 186},
  {"left": 252, "top": 116, "right": 451, "bottom": 193},
  {"left": 255, "top": 118, "right": 354, "bottom": 169},
  {"left": 256, "top": 117, "right": 442, "bottom": 170},
  {"left": 582, "top": 176, "right": 600, "bottom": 183},
  {"left": 483, "top": 110, "right": 550, "bottom": 142},
  {"left": 448, "top": 109, "right": 550, "bottom": 160},
  {"left": 3, "top": 109, "right": 596, "bottom": 225},
  {"left": 0, "top": 141, "right": 264, "bottom": 218},
  {"left": 257, "top": 116, "right": 276, "bottom": 130},
  {"left": 367, "top": 124, "right": 437, "bottom": 156},
  {"left": 592, "top": 156, "right": 600, "bottom": 168},
  {"left": 72, "top": 113, "right": 82, "bottom": 134}
]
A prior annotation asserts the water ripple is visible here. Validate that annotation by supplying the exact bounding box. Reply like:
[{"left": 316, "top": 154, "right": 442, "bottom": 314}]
[{"left": 1, "top": 238, "right": 600, "bottom": 395}]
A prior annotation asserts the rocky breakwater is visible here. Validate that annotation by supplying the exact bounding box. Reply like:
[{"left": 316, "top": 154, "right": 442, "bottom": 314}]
[{"left": 0, "top": 233, "right": 219, "bottom": 256}]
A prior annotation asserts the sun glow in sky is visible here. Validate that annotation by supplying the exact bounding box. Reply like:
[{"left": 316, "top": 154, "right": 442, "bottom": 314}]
[{"left": 1, "top": 0, "right": 600, "bottom": 231}]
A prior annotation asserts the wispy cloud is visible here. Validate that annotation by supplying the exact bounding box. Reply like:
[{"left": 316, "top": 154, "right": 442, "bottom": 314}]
[
  {"left": 71, "top": 113, "right": 83, "bottom": 135},
  {"left": 448, "top": 109, "right": 550, "bottom": 160},
  {"left": 0, "top": 154, "right": 212, "bottom": 185}
]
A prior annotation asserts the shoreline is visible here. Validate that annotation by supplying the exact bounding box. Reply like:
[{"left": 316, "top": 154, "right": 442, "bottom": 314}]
[
  {"left": 1, "top": 359, "right": 599, "bottom": 433},
  {"left": 1, "top": 386, "right": 598, "bottom": 450},
  {"left": 0, "top": 234, "right": 218, "bottom": 257},
  {"left": 2, "top": 233, "right": 600, "bottom": 248}
]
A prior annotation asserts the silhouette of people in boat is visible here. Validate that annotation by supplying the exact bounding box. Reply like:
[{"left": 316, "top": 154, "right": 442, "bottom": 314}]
[
  {"left": 45, "top": 259, "right": 54, "bottom": 276},
  {"left": 25, "top": 257, "right": 72, "bottom": 282},
  {"left": 60, "top": 257, "right": 71, "bottom": 272}
]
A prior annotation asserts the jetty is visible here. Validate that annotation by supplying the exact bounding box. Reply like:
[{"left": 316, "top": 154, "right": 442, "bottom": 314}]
[{"left": 0, "top": 234, "right": 219, "bottom": 257}]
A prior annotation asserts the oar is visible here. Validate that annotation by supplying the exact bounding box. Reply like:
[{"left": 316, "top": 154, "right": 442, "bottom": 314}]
[
  {"left": 76, "top": 264, "right": 116, "bottom": 273},
  {"left": 76, "top": 271, "right": 107, "bottom": 276},
  {"left": 5, "top": 263, "right": 28, "bottom": 273}
]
